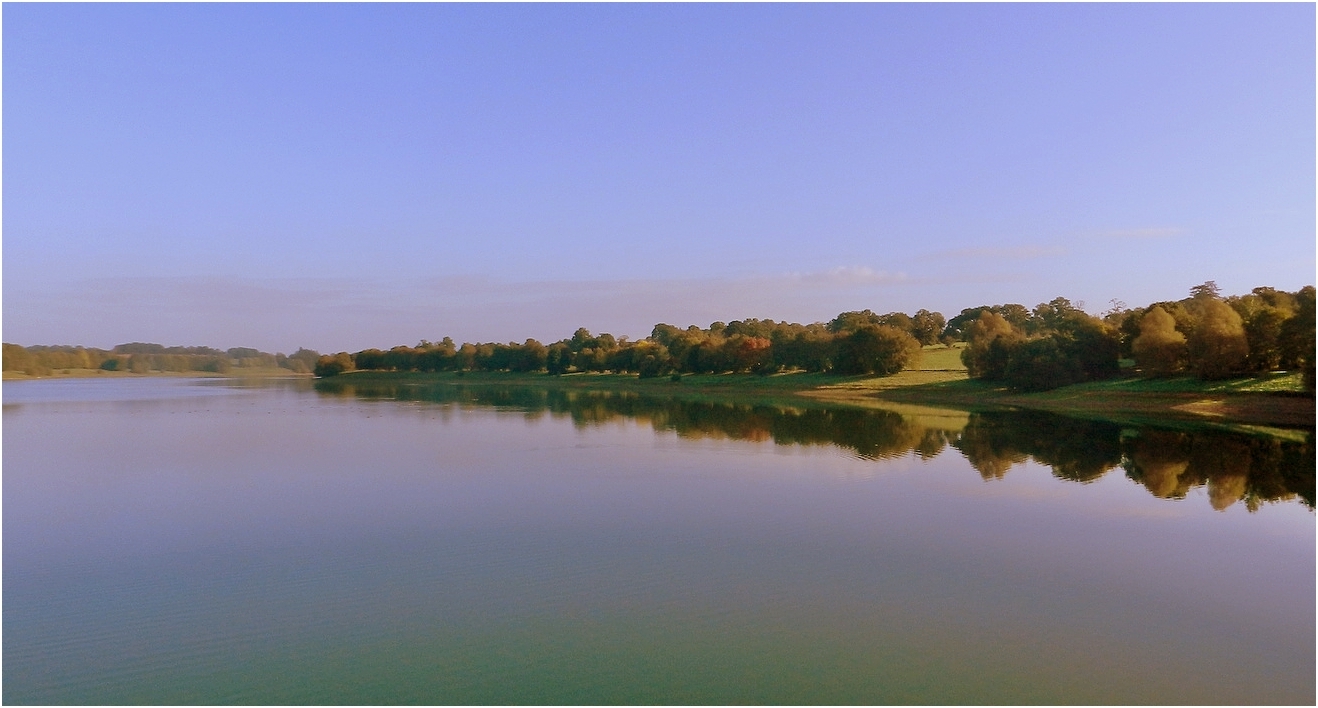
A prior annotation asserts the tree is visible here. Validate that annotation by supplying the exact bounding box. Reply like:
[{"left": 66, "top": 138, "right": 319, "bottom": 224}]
[
  {"left": 383, "top": 346, "right": 419, "bottom": 371},
  {"left": 1131, "top": 306, "right": 1187, "bottom": 377},
  {"left": 545, "top": 343, "right": 572, "bottom": 375},
  {"left": 1278, "top": 286, "right": 1315, "bottom": 390},
  {"left": 1189, "top": 280, "right": 1221, "bottom": 300},
  {"left": 961, "top": 312, "right": 1023, "bottom": 379},
  {"left": 283, "top": 347, "right": 321, "bottom": 374},
  {"left": 910, "top": 309, "right": 946, "bottom": 346},
  {"left": 833, "top": 325, "right": 920, "bottom": 376},
  {"left": 650, "top": 323, "right": 681, "bottom": 347},
  {"left": 1029, "top": 297, "right": 1085, "bottom": 334},
  {"left": 942, "top": 304, "right": 1030, "bottom": 342},
  {"left": 827, "top": 310, "right": 881, "bottom": 333},
  {"left": 633, "top": 342, "right": 671, "bottom": 379},
  {"left": 1060, "top": 315, "right": 1121, "bottom": 382},
  {"left": 354, "top": 348, "right": 386, "bottom": 370},
  {"left": 1186, "top": 298, "right": 1248, "bottom": 380},
  {"left": 512, "top": 339, "right": 548, "bottom": 372},
  {"left": 569, "top": 328, "right": 595, "bottom": 351},
  {"left": 875, "top": 311, "right": 913, "bottom": 334},
  {"left": 3, "top": 343, "right": 34, "bottom": 372},
  {"left": 314, "top": 352, "right": 355, "bottom": 377},
  {"left": 1242, "top": 305, "right": 1290, "bottom": 372}
]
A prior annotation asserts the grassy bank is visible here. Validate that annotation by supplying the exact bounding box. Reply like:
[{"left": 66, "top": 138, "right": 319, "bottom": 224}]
[{"left": 325, "top": 345, "right": 1313, "bottom": 435}]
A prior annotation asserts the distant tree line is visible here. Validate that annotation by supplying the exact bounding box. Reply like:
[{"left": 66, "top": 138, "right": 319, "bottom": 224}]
[
  {"left": 1, "top": 342, "right": 322, "bottom": 377},
  {"left": 315, "top": 310, "right": 945, "bottom": 380},
  {"left": 315, "top": 282, "right": 1314, "bottom": 393}
]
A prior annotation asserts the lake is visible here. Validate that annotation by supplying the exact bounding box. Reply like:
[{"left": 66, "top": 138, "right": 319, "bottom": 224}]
[{"left": 4, "top": 376, "right": 1313, "bottom": 704}]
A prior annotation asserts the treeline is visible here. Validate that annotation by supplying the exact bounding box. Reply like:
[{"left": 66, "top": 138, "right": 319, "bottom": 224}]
[
  {"left": 1, "top": 342, "right": 322, "bottom": 376},
  {"left": 954, "top": 282, "right": 1314, "bottom": 391},
  {"left": 317, "top": 282, "right": 1315, "bottom": 392},
  {"left": 316, "top": 309, "right": 948, "bottom": 380}
]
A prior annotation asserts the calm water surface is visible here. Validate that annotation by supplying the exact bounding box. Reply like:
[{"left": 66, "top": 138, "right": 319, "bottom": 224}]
[{"left": 4, "top": 377, "right": 1313, "bottom": 704}]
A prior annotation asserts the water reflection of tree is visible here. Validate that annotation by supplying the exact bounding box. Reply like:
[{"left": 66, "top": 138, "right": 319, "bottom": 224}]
[
  {"left": 1124, "top": 431, "right": 1315, "bottom": 511},
  {"left": 1125, "top": 431, "right": 1194, "bottom": 499},
  {"left": 952, "top": 412, "right": 1123, "bottom": 483},
  {"left": 315, "top": 380, "right": 1313, "bottom": 510}
]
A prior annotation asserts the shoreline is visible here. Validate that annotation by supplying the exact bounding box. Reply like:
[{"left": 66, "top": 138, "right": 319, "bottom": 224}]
[{"left": 8, "top": 360, "right": 1310, "bottom": 435}]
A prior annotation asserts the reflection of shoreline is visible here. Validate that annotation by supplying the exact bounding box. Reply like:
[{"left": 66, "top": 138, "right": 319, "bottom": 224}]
[
  {"left": 322, "top": 370, "right": 1315, "bottom": 433},
  {"left": 317, "top": 381, "right": 1315, "bottom": 512}
]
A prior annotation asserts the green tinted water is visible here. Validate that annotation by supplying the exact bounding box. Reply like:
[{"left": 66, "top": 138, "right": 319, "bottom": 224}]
[{"left": 4, "top": 378, "right": 1313, "bottom": 704}]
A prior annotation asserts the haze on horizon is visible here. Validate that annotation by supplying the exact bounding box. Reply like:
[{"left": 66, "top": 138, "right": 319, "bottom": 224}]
[{"left": 4, "top": 3, "right": 1314, "bottom": 354}]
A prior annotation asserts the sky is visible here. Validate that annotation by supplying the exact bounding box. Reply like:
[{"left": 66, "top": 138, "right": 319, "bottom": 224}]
[{"left": 4, "top": 3, "right": 1314, "bottom": 353}]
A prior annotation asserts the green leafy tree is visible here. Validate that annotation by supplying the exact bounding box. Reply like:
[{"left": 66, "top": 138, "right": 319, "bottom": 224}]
[
  {"left": 1242, "top": 306, "right": 1290, "bottom": 372},
  {"left": 1278, "top": 286, "right": 1315, "bottom": 390},
  {"left": 512, "top": 339, "right": 548, "bottom": 372},
  {"left": 961, "top": 312, "right": 1024, "bottom": 379},
  {"left": 545, "top": 343, "right": 572, "bottom": 375},
  {"left": 827, "top": 310, "right": 882, "bottom": 333},
  {"left": 833, "top": 325, "right": 920, "bottom": 376},
  {"left": 1189, "top": 280, "right": 1221, "bottom": 300},
  {"left": 633, "top": 341, "right": 671, "bottom": 378},
  {"left": 910, "top": 309, "right": 946, "bottom": 346},
  {"left": 354, "top": 348, "right": 386, "bottom": 370},
  {"left": 1029, "top": 297, "right": 1085, "bottom": 334}
]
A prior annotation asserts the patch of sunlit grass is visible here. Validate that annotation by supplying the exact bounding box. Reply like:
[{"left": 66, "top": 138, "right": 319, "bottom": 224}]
[
  {"left": 1062, "top": 372, "right": 1308, "bottom": 395},
  {"left": 914, "top": 344, "right": 967, "bottom": 372}
]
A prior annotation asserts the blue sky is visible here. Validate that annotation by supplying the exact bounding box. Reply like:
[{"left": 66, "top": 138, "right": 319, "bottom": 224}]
[{"left": 5, "top": 3, "right": 1314, "bottom": 353}]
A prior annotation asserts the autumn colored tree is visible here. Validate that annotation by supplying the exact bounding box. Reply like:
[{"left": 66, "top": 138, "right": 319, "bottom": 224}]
[
  {"left": 314, "top": 352, "right": 355, "bottom": 377},
  {"left": 1186, "top": 298, "right": 1249, "bottom": 380},
  {"left": 723, "top": 334, "right": 774, "bottom": 373},
  {"left": 1131, "top": 306, "right": 1187, "bottom": 377},
  {"left": 3, "top": 343, "right": 35, "bottom": 372}
]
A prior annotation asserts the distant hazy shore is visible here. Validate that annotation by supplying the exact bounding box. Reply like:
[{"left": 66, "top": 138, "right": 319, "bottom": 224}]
[{"left": 1, "top": 367, "right": 310, "bottom": 381}]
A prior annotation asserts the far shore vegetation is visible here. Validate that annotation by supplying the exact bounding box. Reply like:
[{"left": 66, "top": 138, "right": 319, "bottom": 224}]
[
  {"left": 5, "top": 281, "right": 1313, "bottom": 431},
  {"left": 2, "top": 343, "right": 321, "bottom": 379}
]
